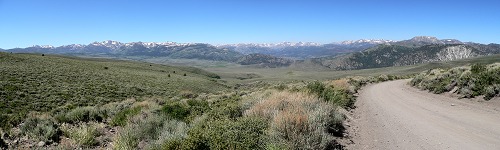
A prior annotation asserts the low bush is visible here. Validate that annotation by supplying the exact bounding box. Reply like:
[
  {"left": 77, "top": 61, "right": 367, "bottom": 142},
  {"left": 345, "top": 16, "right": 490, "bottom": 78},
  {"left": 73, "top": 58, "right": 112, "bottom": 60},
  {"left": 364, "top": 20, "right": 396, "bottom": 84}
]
[
  {"left": 245, "top": 91, "right": 343, "bottom": 149},
  {"left": 148, "top": 120, "right": 188, "bottom": 150},
  {"left": 20, "top": 116, "right": 61, "bottom": 142},
  {"left": 56, "top": 106, "right": 107, "bottom": 123},
  {"left": 102, "top": 99, "right": 136, "bottom": 117},
  {"left": 181, "top": 116, "right": 267, "bottom": 150},
  {"left": 180, "top": 90, "right": 198, "bottom": 99},
  {"left": 208, "top": 96, "right": 243, "bottom": 120},
  {"left": 62, "top": 123, "right": 102, "bottom": 147},
  {"left": 186, "top": 99, "right": 210, "bottom": 116},
  {"left": 113, "top": 114, "right": 166, "bottom": 149},
  {"left": 161, "top": 102, "right": 190, "bottom": 121},
  {"left": 205, "top": 117, "right": 268, "bottom": 149},
  {"left": 306, "top": 81, "right": 355, "bottom": 109},
  {"left": 110, "top": 106, "right": 142, "bottom": 127}
]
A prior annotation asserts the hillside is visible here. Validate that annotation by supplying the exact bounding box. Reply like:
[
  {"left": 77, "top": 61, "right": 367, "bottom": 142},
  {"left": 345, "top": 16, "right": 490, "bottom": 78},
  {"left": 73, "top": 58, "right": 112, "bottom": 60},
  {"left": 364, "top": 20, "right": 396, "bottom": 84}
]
[
  {"left": 0, "top": 52, "right": 362, "bottom": 149},
  {"left": 0, "top": 52, "right": 228, "bottom": 128},
  {"left": 300, "top": 44, "right": 500, "bottom": 70},
  {"left": 236, "top": 53, "right": 293, "bottom": 68}
]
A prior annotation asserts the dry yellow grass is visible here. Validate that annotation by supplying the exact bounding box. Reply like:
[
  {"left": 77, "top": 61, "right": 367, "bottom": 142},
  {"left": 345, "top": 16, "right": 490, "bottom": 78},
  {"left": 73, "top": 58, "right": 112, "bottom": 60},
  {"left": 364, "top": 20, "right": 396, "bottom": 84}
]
[
  {"left": 325, "top": 78, "right": 350, "bottom": 90},
  {"left": 245, "top": 91, "right": 340, "bottom": 149},
  {"left": 244, "top": 91, "right": 316, "bottom": 120}
]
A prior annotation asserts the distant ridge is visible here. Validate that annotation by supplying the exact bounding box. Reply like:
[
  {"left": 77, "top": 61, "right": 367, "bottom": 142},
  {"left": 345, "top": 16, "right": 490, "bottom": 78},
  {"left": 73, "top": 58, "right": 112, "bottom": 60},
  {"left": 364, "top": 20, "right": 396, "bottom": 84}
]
[{"left": 5, "top": 36, "right": 499, "bottom": 70}]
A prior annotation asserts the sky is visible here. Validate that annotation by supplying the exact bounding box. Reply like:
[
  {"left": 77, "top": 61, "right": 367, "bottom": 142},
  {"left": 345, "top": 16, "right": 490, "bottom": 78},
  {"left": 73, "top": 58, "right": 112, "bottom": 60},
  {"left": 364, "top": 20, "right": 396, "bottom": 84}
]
[{"left": 0, "top": 0, "right": 499, "bottom": 49}]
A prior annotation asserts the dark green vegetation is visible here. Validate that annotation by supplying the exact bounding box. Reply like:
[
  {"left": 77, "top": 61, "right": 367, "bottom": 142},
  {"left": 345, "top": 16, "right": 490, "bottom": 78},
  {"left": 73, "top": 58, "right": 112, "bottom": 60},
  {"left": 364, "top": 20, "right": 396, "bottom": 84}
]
[
  {"left": 0, "top": 52, "right": 228, "bottom": 130},
  {"left": 411, "top": 63, "right": 500, "bottom": 100},
  {"left": 236, "top": 53, "right": 293, "bottom": 68},
  {"left": 307, "top": 81, "right": 356, "bottom": 109}
]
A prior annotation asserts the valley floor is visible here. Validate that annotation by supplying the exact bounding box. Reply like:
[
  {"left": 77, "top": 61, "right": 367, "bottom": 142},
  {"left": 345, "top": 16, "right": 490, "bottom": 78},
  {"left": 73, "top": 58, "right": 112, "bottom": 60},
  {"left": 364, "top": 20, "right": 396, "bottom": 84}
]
[{"left": 348, "top": 80, "right": 500, "bottom": 150}]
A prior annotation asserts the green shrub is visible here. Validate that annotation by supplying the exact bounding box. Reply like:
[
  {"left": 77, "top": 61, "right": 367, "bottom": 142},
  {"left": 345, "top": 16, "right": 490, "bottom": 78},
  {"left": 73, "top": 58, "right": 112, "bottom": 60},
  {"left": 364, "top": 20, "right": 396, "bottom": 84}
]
[
  {"left": 0, "top": 112, "right": 27, "bottom": 131},
  {"left": 20, "top": 116, "right": 61, "bottom": 142},
  {"left": 484, "top": 86, "right": 499, "bottom": 100},
  {"left": 208, "top": 96, "right": 243, "bottom": 120},
  {"left": 186, "top": 99, "right": 210, "bottom": 116},
  {"left": 147, "top": 120, "right": 188, "bottom": 150},
  {"left": 110, "top": 106, "right": 142, "bottom": 127},
  {"left": 205, "top": 117, "right": 268, "bottom": 149},
  {"left": 57, "top": 106, "right": 107, "bottom": 123},
  {"left": 471, "top": 63, "right": 486, "bottom": 74},
  {"left": 63, "top": 123, "right": 101, "bottom": 147},
  {"left": 0, "top": 114, "right": 10, "bottom": 130},
  {"left": 102, "top": 99, "right": 136, "bottom": 117},
  {"left": 306, "top": 81, "right": 325, "bottom": 96},
  {"left": 306, "top": 81, "right": 355, "bottom": 109},
  {"left": 246, "top": 91, "right": 343, "bottom": 149},
  {"left": 180, "top": 91, "right": 198, "bottom": 99},
  {"left": 161, "top": 102, "right": 190, "bottom": 121},
  {"left": 159, "top": 138, "right": 184, "bottom": 150},
  {"left": 113, "top": 114, "right": 166, "bottom": 149},
  {"left": 321, "top": 87, "right": 354, "bottom": 108},
  {"left": 274, "top": 84, "right": 287, "bottom": 91},
  {"left": 182, "top": 117, "right": 268, "bottom": 150}
]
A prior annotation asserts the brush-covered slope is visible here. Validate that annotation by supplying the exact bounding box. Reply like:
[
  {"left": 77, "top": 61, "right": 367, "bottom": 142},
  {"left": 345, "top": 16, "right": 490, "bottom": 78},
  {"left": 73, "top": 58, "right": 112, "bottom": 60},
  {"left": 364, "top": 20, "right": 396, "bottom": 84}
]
[
  {"left": 236, "top": 53, "right": 293, "bottom": 68},
  {"left": 0, "top": 52, "right": 228, "bottom": 116}
]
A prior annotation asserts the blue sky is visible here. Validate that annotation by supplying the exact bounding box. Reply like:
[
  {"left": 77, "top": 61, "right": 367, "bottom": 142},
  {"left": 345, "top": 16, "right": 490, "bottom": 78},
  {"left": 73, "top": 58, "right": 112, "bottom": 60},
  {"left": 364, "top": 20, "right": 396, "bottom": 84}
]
[{"left": 1, "top": 0, "right": 499, "bottom": 48}]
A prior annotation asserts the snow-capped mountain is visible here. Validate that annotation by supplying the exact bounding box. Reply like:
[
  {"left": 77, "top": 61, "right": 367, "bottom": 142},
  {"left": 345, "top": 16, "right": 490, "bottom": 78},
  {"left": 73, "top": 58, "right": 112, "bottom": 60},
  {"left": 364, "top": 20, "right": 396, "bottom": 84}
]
[
  {"left": 216, "top": 42, "right": 321, "bottom": 50},
  {"left": 9, "top": 41, "right": 244, "bottom": 62},
  {"left": 4, "top": 36, "right": 499, "bottom": 69},
  {"left": 394, "top": 36, "right": 464, "bottom": 47},
  {"left": 337, "top": 39, "right": 394, "bottom": 45},
  {"left": 218, "top": 40, "right": 393, "bottom": 59}
]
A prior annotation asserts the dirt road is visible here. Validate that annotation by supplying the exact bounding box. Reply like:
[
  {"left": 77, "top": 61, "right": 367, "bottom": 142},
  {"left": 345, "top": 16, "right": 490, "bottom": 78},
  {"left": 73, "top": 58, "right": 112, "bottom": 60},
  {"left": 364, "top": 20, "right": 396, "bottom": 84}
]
[{"left": 348, "top": 80, "right": 500, "bottom": 150}]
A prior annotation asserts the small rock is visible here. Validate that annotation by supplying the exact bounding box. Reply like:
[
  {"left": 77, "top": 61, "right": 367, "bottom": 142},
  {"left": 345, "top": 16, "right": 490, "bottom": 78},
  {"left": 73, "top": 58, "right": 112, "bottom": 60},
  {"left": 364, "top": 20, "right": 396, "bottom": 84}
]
[
  {"left": 37, "top": 141, "right": 45, "bottom": 147},
  {"left": 451, "top": 104, "right": 455, "bottom": 106}
]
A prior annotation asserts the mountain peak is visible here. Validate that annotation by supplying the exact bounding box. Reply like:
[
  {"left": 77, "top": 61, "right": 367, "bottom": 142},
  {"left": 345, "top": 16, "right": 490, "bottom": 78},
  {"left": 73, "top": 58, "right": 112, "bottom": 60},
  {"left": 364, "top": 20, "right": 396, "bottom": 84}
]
[
  {"left": 410, "top": 36, "right": 440, "bottom": 42},
  {"left": 32, "top": 45, "right": 54, "bottom": 49},
  {"left": 338, "top": 39, "right": 393, "bottom": 45}
]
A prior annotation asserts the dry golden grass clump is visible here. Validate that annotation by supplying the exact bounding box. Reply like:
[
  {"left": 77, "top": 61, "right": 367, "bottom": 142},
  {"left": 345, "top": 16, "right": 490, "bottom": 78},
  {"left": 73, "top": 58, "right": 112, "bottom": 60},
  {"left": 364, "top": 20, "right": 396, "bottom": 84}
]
[
  {"left": 326, "top": 78, "right": 350, "bottom": 91},
  {"left": 245, "top": 91, "right": 343, "bottom": 149}
]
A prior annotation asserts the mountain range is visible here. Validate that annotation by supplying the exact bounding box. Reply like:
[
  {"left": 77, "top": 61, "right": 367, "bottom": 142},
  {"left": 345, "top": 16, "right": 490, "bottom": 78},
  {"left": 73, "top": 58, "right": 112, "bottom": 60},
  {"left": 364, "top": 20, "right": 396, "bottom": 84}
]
[
  {"left": 290, "top": 36, "right": 500, "bottom": 70},
  {"left": 217, "top": 40, "right": 393, "bottom": 59},
  {"left": 3, "top": 36, "right": 500, "bottom": 70}
]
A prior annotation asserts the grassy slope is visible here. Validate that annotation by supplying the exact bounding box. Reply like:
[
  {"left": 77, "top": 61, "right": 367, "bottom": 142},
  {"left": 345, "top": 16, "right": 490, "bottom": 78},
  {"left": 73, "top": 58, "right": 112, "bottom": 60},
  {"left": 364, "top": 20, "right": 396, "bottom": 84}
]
[
  {"left": 205, "top": 54, "right": 500, "bottom": 84},
  {"left": 0, "top": 52, "right": 228, "bottom": 115}
]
